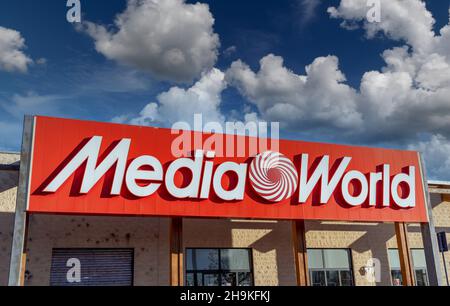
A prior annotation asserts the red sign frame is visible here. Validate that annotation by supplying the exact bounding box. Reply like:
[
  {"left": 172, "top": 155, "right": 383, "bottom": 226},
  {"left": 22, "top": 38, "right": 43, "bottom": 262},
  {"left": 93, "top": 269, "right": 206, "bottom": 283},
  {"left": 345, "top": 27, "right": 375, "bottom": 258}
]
[{"left": 26, "top": 116, "right": 428, "bottom": 222}]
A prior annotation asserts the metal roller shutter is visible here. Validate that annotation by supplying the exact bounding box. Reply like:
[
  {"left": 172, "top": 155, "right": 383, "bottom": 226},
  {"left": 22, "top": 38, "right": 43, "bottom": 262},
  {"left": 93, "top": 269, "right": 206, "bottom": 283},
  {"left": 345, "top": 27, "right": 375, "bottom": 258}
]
[{"left": 50, "top": 248, "right": 134, "bottom": 286}]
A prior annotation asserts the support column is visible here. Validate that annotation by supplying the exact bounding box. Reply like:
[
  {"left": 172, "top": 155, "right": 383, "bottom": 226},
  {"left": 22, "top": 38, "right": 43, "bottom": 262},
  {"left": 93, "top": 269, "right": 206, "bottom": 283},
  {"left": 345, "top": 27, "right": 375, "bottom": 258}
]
[
  {"left": 418, "top": 153, "right": 444, "bottom": 286},
  {"left": 8, "top": 116, "right": 34, "bottom": 286},
  {"left": 170, "top": 217, "right": 183, "bottom": 286},
  {"left": 19, "top": 215, "right": 29, "bottom": 286},
  {"left": 292, "top": 220, "right": 309, "bottom": 286},
  {"left": 395, "top": 222, "right": 414, "bottom": 286}
]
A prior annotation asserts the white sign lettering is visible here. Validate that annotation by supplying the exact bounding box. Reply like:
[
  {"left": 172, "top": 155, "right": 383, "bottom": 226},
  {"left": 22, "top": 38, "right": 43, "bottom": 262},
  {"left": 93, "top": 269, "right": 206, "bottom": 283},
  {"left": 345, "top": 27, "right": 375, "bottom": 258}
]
[{"left": 43, "top": 136, "right": 416, "bottom": 208}]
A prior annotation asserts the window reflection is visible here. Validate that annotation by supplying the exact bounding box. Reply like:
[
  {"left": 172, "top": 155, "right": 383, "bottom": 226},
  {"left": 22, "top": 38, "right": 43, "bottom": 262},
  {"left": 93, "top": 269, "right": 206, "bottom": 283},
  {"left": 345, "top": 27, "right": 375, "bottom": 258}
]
[
  {"left": 307, "top": 249, "right": 354, "bottom": 286},
  {"left": 388, "top": 248, "right": 429, "bottom": 286},
  {"left": 186, "top": 248, "right": 254, "bottom": 286}
]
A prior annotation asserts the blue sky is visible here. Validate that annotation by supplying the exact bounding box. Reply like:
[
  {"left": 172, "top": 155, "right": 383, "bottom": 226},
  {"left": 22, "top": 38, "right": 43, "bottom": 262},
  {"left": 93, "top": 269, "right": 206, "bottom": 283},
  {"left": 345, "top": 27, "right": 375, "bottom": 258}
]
[{"left": 0, "top": 0, "right": 450, "bottom": 179}]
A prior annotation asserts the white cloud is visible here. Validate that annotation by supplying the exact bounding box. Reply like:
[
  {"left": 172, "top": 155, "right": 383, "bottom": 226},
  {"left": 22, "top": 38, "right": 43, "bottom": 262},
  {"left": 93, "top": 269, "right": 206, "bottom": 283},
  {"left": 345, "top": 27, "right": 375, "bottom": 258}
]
[
  {"left": 436, "top": 13, "right": 450, "bottom": 57},
  {"left": 333, "top": 3, "right": 450, "bottom": 143},
  {"left": 226, "top": 54, "right": 362, "bottom": 133},
  {"left": 0, "top": 26, "right": 33, "bottom": 72},
  {"left": 124, "top": 68, "right": 226, "bottom": 127},
  {"left": 328, "top": 0, "right": 435, "bottom": 52},
  {"left": 358, "top": 54, "right": 450, "bottom": 142},
  {"left": 226, "top": 2, "right": 450, "bottom": 142},
  {"left": 82, "top": 0, "right": 220, "bottom": 83},
  {"left": 409, "top": 134, "right": 450, "bottom": 180}
]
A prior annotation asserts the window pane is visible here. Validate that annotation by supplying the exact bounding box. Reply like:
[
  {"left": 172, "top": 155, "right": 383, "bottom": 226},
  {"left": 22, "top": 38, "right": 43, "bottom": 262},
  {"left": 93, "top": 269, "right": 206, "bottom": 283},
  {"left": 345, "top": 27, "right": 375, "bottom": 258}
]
[
  {"left": 391, "top": 270, "right": 402, "bottom": 286},
  {"left": 190, "top": 249, "right": 219, "bottom": 270},
  {"left": 412, "top": 249, "right": 427, "bottom": 269},
  {"left": 311, "top": 271, "right": 326, "bottom": 286},
  {"left": 221, "top": 272, "right": 237, "bottom": 286},
  {"left": 415, "top": 269, "right": 429, "bottom": 286},
  {"left": 186, "top": 248, "right": 253, "bottom": 287},
  {"left": 339, "top": 270, "right": 353, "bottom": 286},
  {"left": 186, "top": 249, "right": 194, "bottom": 270},
  {"left": 220, "top": 249, "right": 250, "bottom": 270},
  {"left": 307, "top": 249, "right": 324, "bottom": 269},
  {"left": 324, "top": 249, "right": 350, "bottom": 269},
  {"left": 202, "top": 273, "right": 219, "bottom": 286},
  {"left": 237, "top": 272, "right": 253, "bottom": 286},
  {"left": 326, "top": 270, "right": 340, "bottom": 286},
  {"left": 186, "top": 273, "right": 195, "bottom": 286},
  {"left": 388, "top": 249, "right": 401, "bottom": 270}
]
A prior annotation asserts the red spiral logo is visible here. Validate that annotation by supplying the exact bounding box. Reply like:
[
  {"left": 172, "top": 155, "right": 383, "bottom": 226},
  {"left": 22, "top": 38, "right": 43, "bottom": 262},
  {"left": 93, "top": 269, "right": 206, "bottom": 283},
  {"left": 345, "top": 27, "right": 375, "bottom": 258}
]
[{"left": 249, "top": 151, "right": 298, "bottom": 202}]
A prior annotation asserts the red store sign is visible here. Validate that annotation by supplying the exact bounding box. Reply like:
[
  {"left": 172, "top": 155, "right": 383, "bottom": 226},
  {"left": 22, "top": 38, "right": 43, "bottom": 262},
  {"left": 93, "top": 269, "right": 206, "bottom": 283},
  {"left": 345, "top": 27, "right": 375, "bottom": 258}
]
[{"left": 26, "top": 116, "right": 429, "bottom": 222}]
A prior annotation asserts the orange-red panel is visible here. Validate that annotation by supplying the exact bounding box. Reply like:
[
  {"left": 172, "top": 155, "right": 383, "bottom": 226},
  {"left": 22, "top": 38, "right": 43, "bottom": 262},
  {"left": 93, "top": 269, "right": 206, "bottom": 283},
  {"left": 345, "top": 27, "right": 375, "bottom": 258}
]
[{"left": 27, "top": 116, "right": 428, "bottom": 223}]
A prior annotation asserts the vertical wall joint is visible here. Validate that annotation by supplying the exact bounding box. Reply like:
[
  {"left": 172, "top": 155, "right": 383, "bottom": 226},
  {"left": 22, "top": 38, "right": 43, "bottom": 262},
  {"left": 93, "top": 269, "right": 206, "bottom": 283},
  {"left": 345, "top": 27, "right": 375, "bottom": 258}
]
[
  {"left": 170, "top": 217, "right": 183, "bottom": 286},
  {"left": 395, "top": 222, "right": 415, "bottom": 286},
  {"left": 292, "top": 220, "right": 309, "bottom": 286}
]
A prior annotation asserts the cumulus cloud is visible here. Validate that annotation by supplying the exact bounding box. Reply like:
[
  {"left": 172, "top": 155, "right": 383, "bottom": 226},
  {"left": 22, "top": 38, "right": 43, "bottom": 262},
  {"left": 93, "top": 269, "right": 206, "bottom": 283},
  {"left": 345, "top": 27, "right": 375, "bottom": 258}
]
[
  {"left": 328, "top": 0, "right": 435, "bottom": 52},
  {"left": 0, "top": 26, "right": 33, "bottom": 72},
  {"left": 226, "top": 54, "right": 362, "bottom": 134},
  {"left": 226, "top": 1, "right": 450, "bottom": 143},
  {"left": 82, "top": 0, "right": 220, "bottom": 83},
  {"left": 358, "top": 53, "right": 450, "bottom": 142},
  {"left": 121, "top": 68, "right": 226, "bottom": 127},
  {"left": 326, "top": 1, "right": 450, "bottom": 143}
]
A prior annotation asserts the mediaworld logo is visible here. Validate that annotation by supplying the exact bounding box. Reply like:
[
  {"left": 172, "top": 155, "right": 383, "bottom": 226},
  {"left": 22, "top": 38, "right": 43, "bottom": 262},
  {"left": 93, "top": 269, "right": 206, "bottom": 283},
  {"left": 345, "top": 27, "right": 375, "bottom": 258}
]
[
  {"left": 249, "top": 151, "right": 298, "bottom": 202},
  {"left": 42, "top": 136, "right": 416, "bottom": 208}
]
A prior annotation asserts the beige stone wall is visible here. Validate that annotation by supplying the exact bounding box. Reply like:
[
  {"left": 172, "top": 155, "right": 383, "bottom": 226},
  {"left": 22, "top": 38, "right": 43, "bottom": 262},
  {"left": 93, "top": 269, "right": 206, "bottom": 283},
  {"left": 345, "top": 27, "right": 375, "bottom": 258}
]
[
  {"left": 24, "top": 215, "right": 170, "bottom": 286},
  {"left": 428, "top": 193, "right": 450, "bottom": 285},
  {"left": 0, "top": 152, "right": 20, "bottom": 286}
]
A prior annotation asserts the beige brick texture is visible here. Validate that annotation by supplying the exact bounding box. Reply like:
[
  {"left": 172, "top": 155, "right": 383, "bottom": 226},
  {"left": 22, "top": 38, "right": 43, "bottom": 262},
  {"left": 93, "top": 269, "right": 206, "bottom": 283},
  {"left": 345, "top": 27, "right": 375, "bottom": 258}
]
[
  {"left": 23, "top": 215, "right": 170, "bottom": 286},
  {"left": 0, "top": 153, "right": 20, "bottom": 286}
]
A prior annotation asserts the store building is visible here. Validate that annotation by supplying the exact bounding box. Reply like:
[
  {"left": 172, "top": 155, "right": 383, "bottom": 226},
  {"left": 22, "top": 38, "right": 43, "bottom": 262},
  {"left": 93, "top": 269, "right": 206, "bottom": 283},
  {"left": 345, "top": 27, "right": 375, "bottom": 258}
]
[{"left": 0, "top": 116, "right": 449, "bottom": 286}]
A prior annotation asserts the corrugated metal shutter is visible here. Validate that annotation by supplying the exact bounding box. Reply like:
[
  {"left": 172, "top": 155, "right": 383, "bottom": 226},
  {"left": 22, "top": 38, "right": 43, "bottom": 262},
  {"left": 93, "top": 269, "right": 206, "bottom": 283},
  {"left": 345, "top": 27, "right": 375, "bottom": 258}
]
[{"left": 50, "top": 249, "right": 134, "bottom": 286}]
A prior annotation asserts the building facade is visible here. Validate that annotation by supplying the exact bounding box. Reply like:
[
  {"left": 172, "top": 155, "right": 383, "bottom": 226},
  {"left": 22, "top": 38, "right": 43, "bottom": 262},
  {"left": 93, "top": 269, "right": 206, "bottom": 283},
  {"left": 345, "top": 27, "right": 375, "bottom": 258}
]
[{"left": 1, "top": 151, "right": 449, "bottom": 286}]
